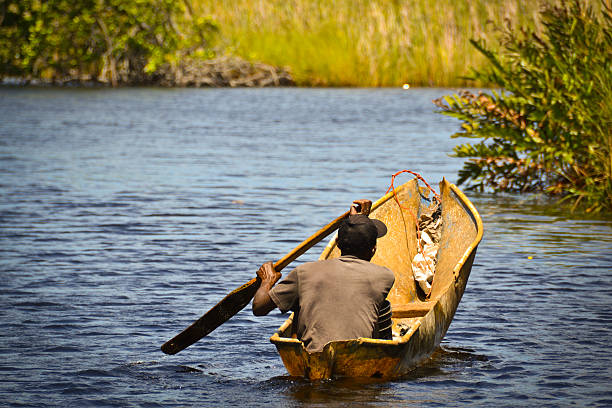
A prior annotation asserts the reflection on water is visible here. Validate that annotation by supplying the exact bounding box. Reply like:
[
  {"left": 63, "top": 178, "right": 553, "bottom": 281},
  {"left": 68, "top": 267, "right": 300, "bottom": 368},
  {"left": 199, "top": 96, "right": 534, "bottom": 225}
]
[
  {"left": 279, "top": 376, "right": 391, "bottom": 405},
  {"left": 0, "top": 87, "right": 610, "bottom": 407}
]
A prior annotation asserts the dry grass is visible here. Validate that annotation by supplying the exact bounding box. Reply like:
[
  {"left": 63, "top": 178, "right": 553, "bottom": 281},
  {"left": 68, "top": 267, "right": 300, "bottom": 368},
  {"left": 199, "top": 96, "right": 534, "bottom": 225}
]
[{"left": 191, "top": 0, "right": 581, "bottom": 86}]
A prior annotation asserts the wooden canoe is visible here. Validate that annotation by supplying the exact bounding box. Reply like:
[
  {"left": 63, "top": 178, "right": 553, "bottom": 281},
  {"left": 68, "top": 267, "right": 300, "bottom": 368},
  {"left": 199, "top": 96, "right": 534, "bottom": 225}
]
[{"left": 269, "top": 178, "right": 483, "bottom": 380}]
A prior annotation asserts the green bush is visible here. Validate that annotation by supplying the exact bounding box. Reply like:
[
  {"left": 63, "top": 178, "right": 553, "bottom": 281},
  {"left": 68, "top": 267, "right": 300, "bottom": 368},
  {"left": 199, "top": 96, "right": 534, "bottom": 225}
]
[
  {"left": 0, "top": 0, "right": 218, "bottom": 85},
  {"left": 435, "top": 1, "right": 611, "bottom": 213}
]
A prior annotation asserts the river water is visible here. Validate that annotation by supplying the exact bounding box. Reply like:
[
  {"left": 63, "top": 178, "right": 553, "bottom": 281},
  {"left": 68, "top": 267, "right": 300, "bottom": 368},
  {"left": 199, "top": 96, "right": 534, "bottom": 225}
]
[{"left": 0, "top": 87, "right": 610, "bottom": 407}]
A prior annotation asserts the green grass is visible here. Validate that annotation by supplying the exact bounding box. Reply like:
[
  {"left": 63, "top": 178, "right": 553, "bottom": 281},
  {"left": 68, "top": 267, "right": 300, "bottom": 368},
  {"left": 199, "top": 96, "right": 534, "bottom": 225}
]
[{"left": 193, "top": 0, "right": 586, "bottom": 87}]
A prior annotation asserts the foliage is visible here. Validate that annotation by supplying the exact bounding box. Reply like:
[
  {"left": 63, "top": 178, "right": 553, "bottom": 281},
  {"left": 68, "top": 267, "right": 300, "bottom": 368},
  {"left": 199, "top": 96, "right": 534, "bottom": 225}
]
[
  {"left": 193, "top": 0, "right": 575, "bottom": 87},
  {"left": 0, "top": 0, "right": 218, "bottom": 85},
  {"left": 434, "top": 1, "right": 612, "bottom": 213},
  {"left": 1, "top": 0, "right": 602, "bottom": 87}
]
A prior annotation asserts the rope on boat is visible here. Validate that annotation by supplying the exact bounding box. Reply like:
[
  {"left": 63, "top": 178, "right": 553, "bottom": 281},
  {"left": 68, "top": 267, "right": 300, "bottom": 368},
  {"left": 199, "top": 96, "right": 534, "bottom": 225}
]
[
  {"left": 385, "top": 170, "right": 440, "bottom": 253},
  {"left": 386, "top": 169, "right": 440, "bottom": 203}
]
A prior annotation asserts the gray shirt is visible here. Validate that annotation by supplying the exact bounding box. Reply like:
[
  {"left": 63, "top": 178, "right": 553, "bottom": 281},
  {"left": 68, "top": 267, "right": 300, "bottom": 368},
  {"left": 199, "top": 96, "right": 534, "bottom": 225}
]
[{"left": 269, "top": 255, "right": 395, "bottom": 352}]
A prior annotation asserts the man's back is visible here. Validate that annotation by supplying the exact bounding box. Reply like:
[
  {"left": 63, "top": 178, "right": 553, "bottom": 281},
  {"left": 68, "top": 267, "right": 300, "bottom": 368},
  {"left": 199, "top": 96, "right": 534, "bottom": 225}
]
[{"left": 270, "top": 255, "right": 395, "bottom": 352}]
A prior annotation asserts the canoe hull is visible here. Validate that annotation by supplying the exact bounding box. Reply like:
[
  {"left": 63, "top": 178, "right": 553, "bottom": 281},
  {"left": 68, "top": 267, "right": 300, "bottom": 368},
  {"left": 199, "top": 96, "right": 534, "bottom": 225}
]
[{"left": 270, "top": 179, "right": 483, "bottom": 380}]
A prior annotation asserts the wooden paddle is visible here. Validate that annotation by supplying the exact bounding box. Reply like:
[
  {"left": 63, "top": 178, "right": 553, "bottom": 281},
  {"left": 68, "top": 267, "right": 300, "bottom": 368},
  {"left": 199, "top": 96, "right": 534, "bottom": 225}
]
[{"left": 161, "top": 209, "right": 350, "bottom": 355}]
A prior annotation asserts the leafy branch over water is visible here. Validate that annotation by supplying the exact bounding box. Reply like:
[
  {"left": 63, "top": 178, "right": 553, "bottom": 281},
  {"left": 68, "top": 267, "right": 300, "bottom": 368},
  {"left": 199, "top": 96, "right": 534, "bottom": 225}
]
[{"left": 435, "top": 1, "right": 612, "bottom": 213}]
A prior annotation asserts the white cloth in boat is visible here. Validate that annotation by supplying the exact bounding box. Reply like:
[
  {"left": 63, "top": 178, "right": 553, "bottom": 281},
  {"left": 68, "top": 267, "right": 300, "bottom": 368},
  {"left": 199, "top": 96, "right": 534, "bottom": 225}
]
[
  {"left": 269, "top": 255, "right": 395, "bottom": 353},
  {"left": 412, "top": 205, "right": 442, "bottom": 295}
]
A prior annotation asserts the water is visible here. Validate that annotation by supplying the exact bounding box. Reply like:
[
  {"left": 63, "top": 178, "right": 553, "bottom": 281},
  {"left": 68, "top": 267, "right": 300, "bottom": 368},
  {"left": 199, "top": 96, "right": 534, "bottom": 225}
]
[{"left": 1, "top": 87, "right": 610, "bottom": 407}]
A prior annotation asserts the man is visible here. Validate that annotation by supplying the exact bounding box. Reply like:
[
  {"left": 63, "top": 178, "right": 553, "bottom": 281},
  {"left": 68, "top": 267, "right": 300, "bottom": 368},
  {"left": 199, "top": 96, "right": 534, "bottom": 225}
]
[{"left": 252, "top": 199, "right": 395, "bottom": 353}]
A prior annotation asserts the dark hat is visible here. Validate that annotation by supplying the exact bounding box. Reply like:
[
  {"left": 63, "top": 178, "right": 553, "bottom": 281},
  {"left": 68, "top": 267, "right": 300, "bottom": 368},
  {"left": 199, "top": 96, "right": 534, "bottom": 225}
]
[
  {"left": 337, "top": 214, "right": 387, "bottom": 253},
  {"left": 345, "top": 214, "right": 387, "bottom": 237}
]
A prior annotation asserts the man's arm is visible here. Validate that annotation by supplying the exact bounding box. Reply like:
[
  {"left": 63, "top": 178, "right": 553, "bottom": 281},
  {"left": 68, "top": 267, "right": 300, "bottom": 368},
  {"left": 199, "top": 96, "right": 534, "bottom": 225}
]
[{"left": 252, "top": 261, "right": 281, "bottom": 316}]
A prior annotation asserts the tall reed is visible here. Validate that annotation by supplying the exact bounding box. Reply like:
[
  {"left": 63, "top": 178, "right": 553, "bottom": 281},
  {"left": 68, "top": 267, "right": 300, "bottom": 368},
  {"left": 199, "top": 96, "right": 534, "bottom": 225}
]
[{"left": 192, "top": 0, "right": 578, "bottom": 87}]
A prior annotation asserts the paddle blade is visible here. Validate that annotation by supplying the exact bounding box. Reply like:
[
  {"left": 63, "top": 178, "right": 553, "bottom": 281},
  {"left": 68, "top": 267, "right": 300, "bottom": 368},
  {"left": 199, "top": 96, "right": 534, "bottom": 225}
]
[{"left": 161, "top": 277, "right": 261, "bottom": 355}]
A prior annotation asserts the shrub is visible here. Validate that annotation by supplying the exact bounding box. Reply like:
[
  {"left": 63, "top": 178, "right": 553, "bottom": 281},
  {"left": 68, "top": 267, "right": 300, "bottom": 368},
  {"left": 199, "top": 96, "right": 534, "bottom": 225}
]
[
  {"left": 434, "top": 1, "right": 611, "bottom": 213},
  {"left": 0, "top": 0, "right": 218, "bottom": 85}
]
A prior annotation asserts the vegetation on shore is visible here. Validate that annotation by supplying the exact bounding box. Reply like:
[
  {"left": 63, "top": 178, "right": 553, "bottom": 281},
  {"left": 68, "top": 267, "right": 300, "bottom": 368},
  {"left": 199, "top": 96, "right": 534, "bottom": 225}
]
[
  {"left": 0, "top": 0, "right": 216, "bottom": 85},
  {"left": 435, "top": 1, "right": 611, "bottom": 213},
  {"left": 0, "top": 0, "right": 290, "bottom": 86},
  {"left": 193, "top": 0, "right": 572, "bottom": 87},
  {"left": 1, "top": 0, "right": 596, "bottom": 87}
]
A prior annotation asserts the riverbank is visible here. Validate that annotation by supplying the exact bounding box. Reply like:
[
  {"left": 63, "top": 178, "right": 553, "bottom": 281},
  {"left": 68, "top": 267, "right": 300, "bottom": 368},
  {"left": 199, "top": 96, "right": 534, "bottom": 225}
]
[{"left": 0, "top": 55, "right": 294, "bottom": 88}]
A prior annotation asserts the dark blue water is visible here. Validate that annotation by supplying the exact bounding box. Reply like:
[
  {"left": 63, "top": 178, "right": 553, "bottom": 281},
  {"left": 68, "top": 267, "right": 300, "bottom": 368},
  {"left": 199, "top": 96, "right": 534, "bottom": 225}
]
[{"left": 1, "top": 87, "right": 611, "bottom": 407}]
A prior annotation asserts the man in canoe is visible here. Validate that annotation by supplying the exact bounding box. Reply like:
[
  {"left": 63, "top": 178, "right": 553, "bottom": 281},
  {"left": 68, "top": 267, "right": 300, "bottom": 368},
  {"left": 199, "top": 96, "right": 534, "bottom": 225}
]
[{"left": 252, "top": 199, "right": 395, "bottom": 353}]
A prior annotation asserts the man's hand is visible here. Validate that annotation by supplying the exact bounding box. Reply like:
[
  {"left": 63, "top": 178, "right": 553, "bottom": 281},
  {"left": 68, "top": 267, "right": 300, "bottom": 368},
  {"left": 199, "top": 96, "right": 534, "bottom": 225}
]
[
  {"left": 253, "top": 262, "right": 282, "bottom": 316},
  {"left": 350, "top": 199, "right": 372, "bottom": 216},
  {"left": 256, "top": 261, "right": 281, "bottom": 288}
]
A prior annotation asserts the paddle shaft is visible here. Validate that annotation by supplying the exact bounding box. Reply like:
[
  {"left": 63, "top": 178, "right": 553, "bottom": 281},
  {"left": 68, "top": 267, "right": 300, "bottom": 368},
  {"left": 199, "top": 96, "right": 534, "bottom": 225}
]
[{"left": 160, "top": 210, "right": 350, "bottom": 355}]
